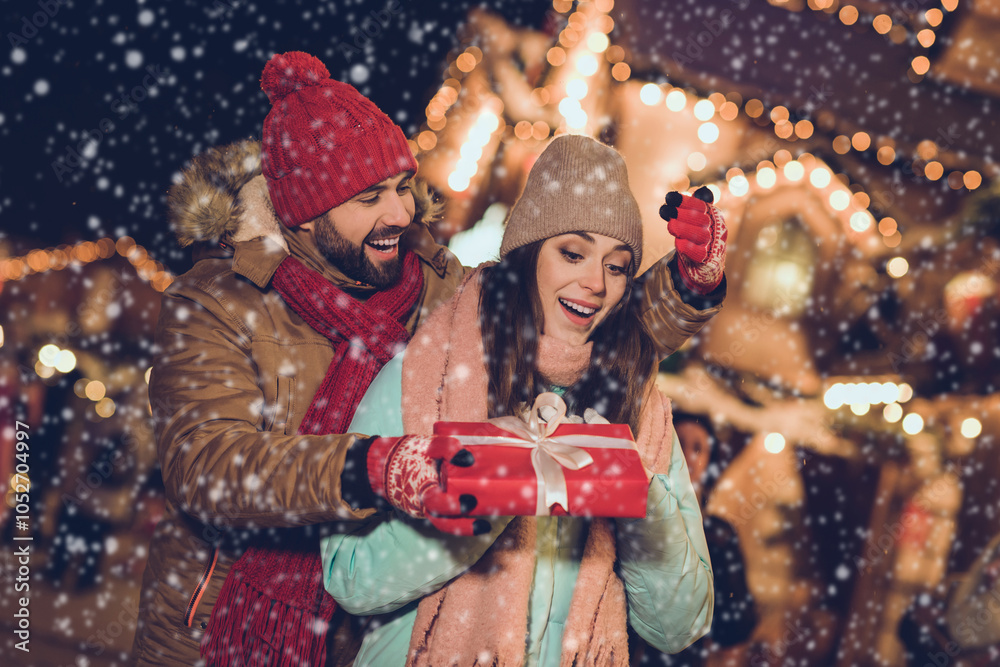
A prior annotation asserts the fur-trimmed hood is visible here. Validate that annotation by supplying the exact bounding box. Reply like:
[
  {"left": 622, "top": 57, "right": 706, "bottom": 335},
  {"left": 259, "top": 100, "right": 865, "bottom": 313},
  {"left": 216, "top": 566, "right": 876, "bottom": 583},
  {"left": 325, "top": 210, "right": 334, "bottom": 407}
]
[{"left": 167, "top": 138, "right": 443, "bottom": 250}]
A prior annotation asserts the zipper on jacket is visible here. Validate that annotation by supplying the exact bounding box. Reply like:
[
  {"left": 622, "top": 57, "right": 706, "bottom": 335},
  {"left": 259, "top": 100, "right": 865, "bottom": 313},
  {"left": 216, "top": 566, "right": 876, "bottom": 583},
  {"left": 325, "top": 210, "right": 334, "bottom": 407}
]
[{"left": 184, "top": 546, "right": 219, "bottom": 627}]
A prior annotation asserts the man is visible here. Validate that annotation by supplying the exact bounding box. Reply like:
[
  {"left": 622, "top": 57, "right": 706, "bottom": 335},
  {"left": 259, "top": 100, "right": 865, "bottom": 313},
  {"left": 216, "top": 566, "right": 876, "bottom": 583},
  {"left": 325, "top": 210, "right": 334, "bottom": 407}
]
[{"left": 131, "top": 51, "right": 727, "bottom": 666}]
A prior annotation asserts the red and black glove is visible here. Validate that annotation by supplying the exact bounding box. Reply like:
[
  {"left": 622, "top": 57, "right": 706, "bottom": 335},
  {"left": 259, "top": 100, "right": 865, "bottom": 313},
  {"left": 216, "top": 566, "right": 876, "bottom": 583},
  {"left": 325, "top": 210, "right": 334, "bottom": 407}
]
[
  {"left": 367, "top": 435, "right": 488, "bottom": 536},
  {"left": 659, "top": 186, "right": 728, "bottom": 295}
]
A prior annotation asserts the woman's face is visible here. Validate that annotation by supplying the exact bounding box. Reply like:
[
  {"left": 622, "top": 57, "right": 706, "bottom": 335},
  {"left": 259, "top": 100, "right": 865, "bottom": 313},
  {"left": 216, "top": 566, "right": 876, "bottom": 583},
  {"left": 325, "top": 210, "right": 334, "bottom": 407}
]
[{"left": 535, "top": 232, "right": 632, "bottom": 346}]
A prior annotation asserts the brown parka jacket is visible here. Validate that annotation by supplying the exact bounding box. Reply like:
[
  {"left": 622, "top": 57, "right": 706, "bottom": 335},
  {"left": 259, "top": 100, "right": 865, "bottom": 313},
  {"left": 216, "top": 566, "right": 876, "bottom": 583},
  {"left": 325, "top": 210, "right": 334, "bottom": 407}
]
[{"left": 130, "top": 139, "right": 725, "bottom": 666}]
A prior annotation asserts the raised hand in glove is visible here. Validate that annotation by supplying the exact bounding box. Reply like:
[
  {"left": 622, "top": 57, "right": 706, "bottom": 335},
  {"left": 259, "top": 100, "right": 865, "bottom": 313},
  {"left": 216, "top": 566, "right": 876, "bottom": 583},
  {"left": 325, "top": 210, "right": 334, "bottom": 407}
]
[
  {"left": 659, "top": 186, "right": 728, "bottom": 295},
  {"left": 367, "top": 435, "right": 489, "bottom": 536}
]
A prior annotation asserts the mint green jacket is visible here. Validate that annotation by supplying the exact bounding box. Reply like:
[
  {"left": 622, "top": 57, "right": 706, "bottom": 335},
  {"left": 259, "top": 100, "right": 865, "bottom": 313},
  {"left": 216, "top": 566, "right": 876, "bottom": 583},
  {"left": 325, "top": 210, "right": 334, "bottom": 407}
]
[{"left": 321, "top": 353, "right": 714, "bottom": 666}]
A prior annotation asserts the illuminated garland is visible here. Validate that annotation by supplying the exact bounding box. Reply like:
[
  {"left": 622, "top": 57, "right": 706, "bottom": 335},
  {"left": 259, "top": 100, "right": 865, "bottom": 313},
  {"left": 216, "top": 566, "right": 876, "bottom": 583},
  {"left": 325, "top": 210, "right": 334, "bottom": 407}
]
[
  {"left": 0, "top": 237, "right": 174, "bottom": 292},
  {"left": 800, "top": 0, "right": 960, "bottom": 80}
]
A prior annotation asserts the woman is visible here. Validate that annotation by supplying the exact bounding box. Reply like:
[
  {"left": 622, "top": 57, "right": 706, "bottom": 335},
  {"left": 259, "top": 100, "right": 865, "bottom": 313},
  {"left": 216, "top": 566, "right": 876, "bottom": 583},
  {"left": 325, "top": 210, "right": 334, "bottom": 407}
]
[{"left": 322, "top": 135, "right": 715, "bottom": 666}]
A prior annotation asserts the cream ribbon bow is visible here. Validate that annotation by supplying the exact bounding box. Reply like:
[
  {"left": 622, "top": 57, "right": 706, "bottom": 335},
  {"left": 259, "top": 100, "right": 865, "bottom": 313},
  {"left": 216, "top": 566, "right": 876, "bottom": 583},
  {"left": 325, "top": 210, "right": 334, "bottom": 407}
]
[{"left": 486, "top": 392, "right": 597, "bottom": 515}]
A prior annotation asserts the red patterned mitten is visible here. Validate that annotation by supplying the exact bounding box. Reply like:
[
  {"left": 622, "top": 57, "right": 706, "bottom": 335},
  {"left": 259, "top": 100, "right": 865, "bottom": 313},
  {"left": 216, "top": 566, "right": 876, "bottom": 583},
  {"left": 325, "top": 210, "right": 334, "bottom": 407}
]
[
  {"left": 366, "top": 435, "right": 484, "bottom": 535},
  {"left": 659, "top": 187, "right": 728, "bottom": 295}
]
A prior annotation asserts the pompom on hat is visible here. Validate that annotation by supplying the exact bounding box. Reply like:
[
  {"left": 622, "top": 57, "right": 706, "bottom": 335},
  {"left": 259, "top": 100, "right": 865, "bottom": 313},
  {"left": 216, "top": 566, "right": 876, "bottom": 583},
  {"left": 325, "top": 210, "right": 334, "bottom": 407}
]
[
  {"left": 259, "top": 51, "right": 418, "bottom": 227},
  {"left": 500, "top": 135, "right": 643, "bottom": 271}
]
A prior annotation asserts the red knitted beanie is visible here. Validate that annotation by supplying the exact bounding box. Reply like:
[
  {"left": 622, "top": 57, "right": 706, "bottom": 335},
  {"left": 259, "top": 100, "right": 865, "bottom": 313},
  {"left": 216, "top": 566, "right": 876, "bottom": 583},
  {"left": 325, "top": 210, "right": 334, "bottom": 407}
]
[{"left": 259, "top": 51, "right": 418, "bottom": 227}]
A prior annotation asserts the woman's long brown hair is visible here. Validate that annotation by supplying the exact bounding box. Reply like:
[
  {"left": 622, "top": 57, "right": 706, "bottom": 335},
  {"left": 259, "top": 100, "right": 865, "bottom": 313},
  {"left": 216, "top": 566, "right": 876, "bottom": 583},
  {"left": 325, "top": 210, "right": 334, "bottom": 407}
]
[{"left": 478, "top": 241, "right": 658, "bottom": 433}]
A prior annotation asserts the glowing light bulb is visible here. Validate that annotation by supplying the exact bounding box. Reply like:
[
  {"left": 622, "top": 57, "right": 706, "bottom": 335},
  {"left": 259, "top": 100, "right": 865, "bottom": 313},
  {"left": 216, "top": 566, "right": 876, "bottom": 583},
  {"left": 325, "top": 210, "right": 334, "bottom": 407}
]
[
  {"left": 728, "top": 175, "right": 749, "bottom": 197},
  {"left": 850, "top": 211, "right": 873, "bottom": 232},
  {"left": 810, "top": 168, "right": 831, "bottom": 188},
  {"left": 586, "top": 32, "right": 610, "bottom": 52},
  {"left": 902, "top": 413, "right": 924, "bottom": 435},
  {"left": 960, "top": 418, "right": 982, "bottom": 438},
  {"left": 448, "top": 172, "right": 470, "bottom": 192},
  {"left": 783, "top": 161, "right": 804, "bottom": 181},
  {"left": 697, "top": 122, "right": 720, "bottom": 144},
  {"left": 85, "top": 381, "right": 107, "bottom": 401},
  {"left": 687, "top": 152, "right": 707, "bottom": 171},
  {"left": 880, "top": 382, "right": 899, "bottom": 404},
  {"left": 54, "top": 350, "right": 77, "bottom": 374},
  {"left": 665, "top": 90, "right": 686, "bottom": 112},
  {"left": 693, "top": 99, "right": 715, "bottom": 121},
  {"left": 566, "top": 78, "right": 588, "bottom": 100},
  {"left": 39, "top": 344, "right": 60, "bottom": 366},
  {"left": 639, "top": 83, "right": 662, "bottom": 105},
  {"left": 887, "top": 257, "right": 909, "bottom": 278},
  {"left": 756, "top": 167, "right": 776, "bottom": 189},
  {"left": 576, "top": 53, "right": 598, "bottom": 76},
  {"left": 824, "top": 383, "right": 845, "bottom": 409},
  {"left": 764, "top": 433, "right": 786, "bottom": 453},
  {"left": 883, "top": 403, "right": 903, "bottom": 423}
]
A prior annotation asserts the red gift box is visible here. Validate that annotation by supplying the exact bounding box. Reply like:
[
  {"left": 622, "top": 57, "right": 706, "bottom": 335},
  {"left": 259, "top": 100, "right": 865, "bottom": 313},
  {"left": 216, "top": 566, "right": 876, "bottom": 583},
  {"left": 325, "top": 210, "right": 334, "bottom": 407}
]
[{"left": 433, "top": 417, "right": 650, "bottom": 519}]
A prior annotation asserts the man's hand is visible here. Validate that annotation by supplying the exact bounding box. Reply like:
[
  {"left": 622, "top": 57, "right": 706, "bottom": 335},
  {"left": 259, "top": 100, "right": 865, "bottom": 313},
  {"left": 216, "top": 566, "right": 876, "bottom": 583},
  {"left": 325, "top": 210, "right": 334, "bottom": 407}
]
[
  {"left": 659, "top": 186, "right": 728, "bottom": 295},
  {"left": 367, "top": 435, "right": 488, "bottom": 536}
]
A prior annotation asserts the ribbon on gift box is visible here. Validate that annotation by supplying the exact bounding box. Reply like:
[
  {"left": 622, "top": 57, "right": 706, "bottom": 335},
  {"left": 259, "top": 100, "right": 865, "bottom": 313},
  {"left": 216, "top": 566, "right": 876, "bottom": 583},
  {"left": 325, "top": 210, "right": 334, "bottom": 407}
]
[{"left": 446, "top": 392, "right": 635, "bottom": 515}]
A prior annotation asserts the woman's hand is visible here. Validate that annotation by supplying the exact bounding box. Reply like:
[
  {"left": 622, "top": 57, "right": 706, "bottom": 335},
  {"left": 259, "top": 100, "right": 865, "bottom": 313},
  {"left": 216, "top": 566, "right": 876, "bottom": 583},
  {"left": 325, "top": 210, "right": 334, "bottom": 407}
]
[
  {"left": 367, "top": 435, "right": 489, "bottom": 536},
  {"left": 659, "top": 186, "right": 727, "bottom": 295}
]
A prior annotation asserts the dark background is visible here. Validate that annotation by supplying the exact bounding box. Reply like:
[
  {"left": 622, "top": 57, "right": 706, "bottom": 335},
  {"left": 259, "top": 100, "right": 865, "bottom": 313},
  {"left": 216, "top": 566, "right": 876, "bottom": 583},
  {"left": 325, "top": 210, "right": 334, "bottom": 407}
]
[{"left": 0, "top": 0, "right": 550, "bottom": 275}]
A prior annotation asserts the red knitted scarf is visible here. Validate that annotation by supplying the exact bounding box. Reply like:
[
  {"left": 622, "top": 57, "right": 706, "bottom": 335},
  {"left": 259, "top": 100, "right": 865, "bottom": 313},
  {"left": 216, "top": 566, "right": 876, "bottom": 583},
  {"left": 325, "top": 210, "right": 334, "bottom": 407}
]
[{"left": 201, "top": 251, "right": 423, "bottom": 667}]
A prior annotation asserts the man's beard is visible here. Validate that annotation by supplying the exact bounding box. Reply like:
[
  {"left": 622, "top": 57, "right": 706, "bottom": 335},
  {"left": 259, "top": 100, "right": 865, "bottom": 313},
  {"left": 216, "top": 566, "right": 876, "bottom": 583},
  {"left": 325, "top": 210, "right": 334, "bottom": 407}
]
[{"left": 313, "top": 221, "right": 405, "bottom": 288}]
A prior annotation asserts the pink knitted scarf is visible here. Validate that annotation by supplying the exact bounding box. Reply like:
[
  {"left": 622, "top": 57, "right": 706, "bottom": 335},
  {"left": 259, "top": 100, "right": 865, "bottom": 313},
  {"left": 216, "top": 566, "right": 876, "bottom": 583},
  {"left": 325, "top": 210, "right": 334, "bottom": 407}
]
[{"left": 400, "top": 268, "right": 672, "bottom": 667}]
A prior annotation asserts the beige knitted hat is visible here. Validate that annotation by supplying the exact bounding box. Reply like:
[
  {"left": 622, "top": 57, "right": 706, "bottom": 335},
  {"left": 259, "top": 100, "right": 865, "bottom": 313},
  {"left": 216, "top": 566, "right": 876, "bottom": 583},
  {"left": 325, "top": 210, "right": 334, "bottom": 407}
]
[{"left": 499, "top": 134, "right": 642, "bottom": 270}]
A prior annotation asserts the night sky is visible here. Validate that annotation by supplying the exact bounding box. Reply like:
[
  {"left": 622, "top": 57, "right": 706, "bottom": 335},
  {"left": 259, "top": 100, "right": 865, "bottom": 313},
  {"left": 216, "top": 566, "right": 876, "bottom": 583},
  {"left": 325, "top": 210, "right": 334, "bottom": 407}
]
[{"left": 0, "top": 0, "right": 551, "bottom": 276}]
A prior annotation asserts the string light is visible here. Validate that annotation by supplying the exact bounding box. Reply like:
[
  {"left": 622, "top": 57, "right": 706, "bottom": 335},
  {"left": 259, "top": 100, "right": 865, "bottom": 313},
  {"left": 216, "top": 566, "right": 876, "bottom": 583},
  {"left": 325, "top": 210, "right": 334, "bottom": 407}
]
[
  {"left": 829, "top": 190, "right": 850, "bottom": 211},
  {"left": 0, "top": 237, "right": 173, "bottom": 291},
  {"left": 850, "top": 211, "right": 873, "bottom": 232},
  {"left": 448, "top": 109, "right": 501, "bottom": 193},
  {"left": 884, "top": 403, "right": 903, "bottom": 423},
  {"left": 85, "top": 381, "right": 107, "bottom": 401},
  {"left": 887, "top": 257, "right": 910, "bottom": 278},
  {"left": 824, "top": 382, "right": 912, "bottom": 411},
  {"left": 810, "top": 167, "right": 832, "bottom": 188},
  {"left": 687, "top": 152, "right": 707, "bottom": 171},
  {"left": 639, "top": 83, "right": 662, "bottom": 105},
  {"left": 575, "top": 53, "right": 599, "bottom": 76},
  {"left": 693, "top": 99, "right": 715, "bottom": 121},
  {"left": 697, "top": 122, "right": 720, "bottom": 144},
  {"left": 665, "top": 90, "right": 686, "bottom": 112},
  {"left": 586, "top": 32, "right": 609, "bottom": 53},
  {"left": 756, "top": 167, "right": 777, "bottom": 189},
  {"left": 960, "top": 418, "right": 982, "bottom": 438},
  {"left": 783, "top": 161, "right": 805, "bottom": 181},
  {"left": 728, "top": 174, "right": 750, "bottom": 196},
  {"left": 764, "top": 433, "right": 786, "bottom": 454},
  {"left": 566, "top": 78, "right": 589, "bottom": 100},
  {"left": 902, "top": 413, "right": 924, "bottom": 435}
]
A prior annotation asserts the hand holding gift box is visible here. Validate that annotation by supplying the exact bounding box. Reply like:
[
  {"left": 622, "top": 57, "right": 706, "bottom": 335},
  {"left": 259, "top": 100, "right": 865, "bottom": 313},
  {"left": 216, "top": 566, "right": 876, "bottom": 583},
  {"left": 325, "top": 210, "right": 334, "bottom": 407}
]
[{"left": 433, "top": 392, "right": 650, "bottom": 518}]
